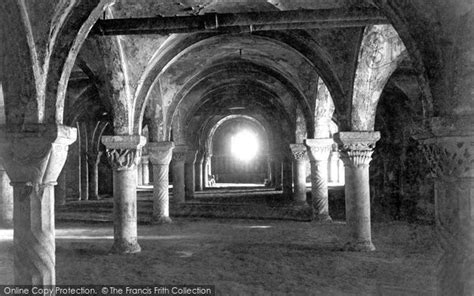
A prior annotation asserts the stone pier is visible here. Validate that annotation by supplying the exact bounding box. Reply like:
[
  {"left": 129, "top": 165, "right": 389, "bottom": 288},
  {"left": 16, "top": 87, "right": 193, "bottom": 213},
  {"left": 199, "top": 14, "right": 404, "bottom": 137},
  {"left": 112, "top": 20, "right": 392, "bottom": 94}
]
[
  {"left": 334, "top": 131, "right": 380, "bottom": 251},
  {"left": 2, "top": 125, "right": 76, "bottom": 285},
  {"left": 141, "top": 155, "right": 150, "bottom": 185},
  {"left": 305, "top": 138, "right": 333, "bottom": 222},
  {"left": 185, "top": 150, "right": 197, "bottom": 200},
  {"left": 282, "top": 154, "right": 293, "bottom": 197},
  {"left": 172, "top": 145, "right": 187, "bottom": 203},
  {"left": 88, "top": 151, "right": 102, "bottom": 200},
  {"left": 416, "top": 118, "right": 474, "bottom": 295},
  {"left": 0, "top": 161, "right": 13, "bottom": 228},
  {"left": 102, "top": 135, "right": 146, "bottom": 254},
  {"left": 149, "top": 142, "right": 174, "bottom": 224},
  {"left": 195, "top": 154, "right": 204, "bottom": 191}
]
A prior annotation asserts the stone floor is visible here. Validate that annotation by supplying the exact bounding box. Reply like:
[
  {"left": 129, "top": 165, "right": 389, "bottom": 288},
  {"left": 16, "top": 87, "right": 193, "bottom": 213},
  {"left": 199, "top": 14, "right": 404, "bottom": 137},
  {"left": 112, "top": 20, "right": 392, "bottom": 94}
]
[{"left": 0, "top": 218, "right": 439, "bottom": 295}]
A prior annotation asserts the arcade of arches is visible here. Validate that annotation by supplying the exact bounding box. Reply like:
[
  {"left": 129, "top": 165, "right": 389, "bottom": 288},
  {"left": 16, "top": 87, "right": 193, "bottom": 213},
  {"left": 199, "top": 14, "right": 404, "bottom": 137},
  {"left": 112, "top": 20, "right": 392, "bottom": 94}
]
[{"left": 0, "top": 1, "right": 473, "bottom": 295}]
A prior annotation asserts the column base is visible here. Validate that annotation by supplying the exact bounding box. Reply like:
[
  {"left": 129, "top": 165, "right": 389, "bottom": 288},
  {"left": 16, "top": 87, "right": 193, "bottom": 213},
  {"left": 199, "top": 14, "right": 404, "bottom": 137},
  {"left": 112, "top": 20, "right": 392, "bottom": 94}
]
[
  {"left": 314, "top": 213, "right": 333, "bottom": 223},
  {"left": 151, "top": 216, "right": 172, "bottom": 224},
  {"left": 343, "top": 240, "right": 376, "bottom": 252},
  {"left": 110, "top": 240, "right": 141, "bottom": 254}
]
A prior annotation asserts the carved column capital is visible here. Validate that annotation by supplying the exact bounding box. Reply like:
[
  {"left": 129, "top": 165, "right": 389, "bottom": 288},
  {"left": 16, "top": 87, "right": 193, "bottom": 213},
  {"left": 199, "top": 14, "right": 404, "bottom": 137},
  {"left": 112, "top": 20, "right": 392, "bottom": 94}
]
[
  {"left": 102, "top": 135, "right": 146, "bottom": 171},
  {"left": 1, "top": 124, "right": 77, "bottom": 186},
  {"left": 289, "top": 143, "right": 307, "bottom": 161},
  {"left": 304, "top": 138, "right": 333, "bottom": 162},
  {"left": 334, "top": 132, "right": 380, "bottom": 168},
  {"left": 149, "top": 142, "right": 174, "bottom": 166},
  {"left": 172, "top": 145, "right": 188, "bottom": 162},
  {"left": 414, "top": 117, "right": 474, "bottom": 180},
  {"left": 418, "top": 137, "right": 473, "bottom": 179}
]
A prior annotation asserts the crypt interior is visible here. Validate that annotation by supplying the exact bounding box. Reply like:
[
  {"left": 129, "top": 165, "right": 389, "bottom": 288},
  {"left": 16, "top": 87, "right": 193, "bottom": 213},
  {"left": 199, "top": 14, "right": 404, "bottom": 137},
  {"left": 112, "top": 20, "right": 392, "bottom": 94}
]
[{"left": 0, "top": 0, "right": 473, "bottom": 295}]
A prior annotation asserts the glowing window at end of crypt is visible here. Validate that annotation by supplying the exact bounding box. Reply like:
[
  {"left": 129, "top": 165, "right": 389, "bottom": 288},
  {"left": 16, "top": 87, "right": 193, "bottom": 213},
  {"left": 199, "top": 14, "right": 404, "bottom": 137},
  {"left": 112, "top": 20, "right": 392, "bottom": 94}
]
[{"left": 231, "top": 130, "right": 259, "bottom": 161}]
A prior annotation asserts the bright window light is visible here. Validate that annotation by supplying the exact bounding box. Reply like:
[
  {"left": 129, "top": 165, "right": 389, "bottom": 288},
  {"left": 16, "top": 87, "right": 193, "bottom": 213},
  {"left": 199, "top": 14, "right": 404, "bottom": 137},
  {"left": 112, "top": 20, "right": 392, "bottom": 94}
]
[{"left": 231, "top": 130, "right": 259, "bottom": 161}]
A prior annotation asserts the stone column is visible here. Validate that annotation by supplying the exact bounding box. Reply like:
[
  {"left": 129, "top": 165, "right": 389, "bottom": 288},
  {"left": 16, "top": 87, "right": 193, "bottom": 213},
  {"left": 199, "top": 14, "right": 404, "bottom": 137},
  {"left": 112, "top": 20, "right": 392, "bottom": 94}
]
[
  {"left": 273, "top": 155, "right": 283, "bottom": 190},
  {"left": 137, "top": 160, "right": 143, "bottom": 186},
  {"left": 141, "top": 155, "right": 150, "bottom": 185},
  {"left": 88, "top": 151, "right": 102, "bottom": 200},
  {"left": 305, "top": 138, "right": 333, "bottom": 222},
  {"left": 102, "top": 135, "right": 146, "bottom": 254},
  {"left": 282, "top": 155, "right": 292, "bottom": 196},
  {"left": 416, "top": 120, "right": 474, "bottom": 295},
  {"left": 149, "top": 142, "right": 174, "bottom": 224},
  {"left": 328, "top": 147, "right": 339, "bottom": 183},
  {"left": 334, "top": 131, "right": 380, "bottom": 251},
  {"left": 266, "top": 155, "right": 273, "bottom": 185},
  {"left": 2, "top": 125, "right": 76, "bottom": 285},
  {"left": 0, "top": 161, "right": 13, "bottom": 228},
  {"left": 172, "top": 146, "right": 187, "bottom": 203},
  {"left": 290, "top": 144, "right": 308, "bottom": 206},
  {"left": 79, "top": 124, "right": 89, "bottom": 201},
  {"left": 185, "top": 150, "right": 198, "bottom": 201},
  {"left": 195, "top": 156, "right": 204, "bottom": 191},
  {"left": 54, "top": 170, "right": 67, "bottom": 206},
  {"left": 203, "top": 153, "right": 212, "bottom": 188}
]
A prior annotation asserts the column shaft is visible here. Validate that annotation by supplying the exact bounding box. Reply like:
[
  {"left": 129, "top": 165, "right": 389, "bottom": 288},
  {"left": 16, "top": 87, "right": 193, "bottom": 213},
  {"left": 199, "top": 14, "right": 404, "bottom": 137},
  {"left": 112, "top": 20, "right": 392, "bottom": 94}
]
[
  {"left": 282, "top": 157, "right": 292, "bottom": 196},
  {"left": 310, "top": 160, "right": 331, "bottom": 220},
  {"left": 274, "top": 160, "right": 283, "bottom": 190},
  {"left": 79, "top": 123, "right": 89, "bottom": 201},
  {"left": 195, "top": 160, "right": 203, "bottom": 191},
  {"left": 111, "top": 167, "right": 140, "bottom": 253},
  {"left": 0, "top": 165, "right": 13, "bottom": 228},
  {"left": 185, "top": 150, "right": 197, "bottom": 200},
  {"left": 149, "top": 142, "right": 174, "bottom": 224},
  {"left": 142, "top": 156, "right": 150, "bottom": 185},
  {"left": 305, "top": 139, "right": 333, "bottom": 222},
  {"left": 172, "top": 146, "right": 187, "bottom": 203},
  {"left": 344, "top": 165, "right": 372, "bottom": 247},
  {"left": 13, "top": 184, "right": 55, "bottom": 285},
  {"left": 137, "top": 161, "right": 143, "bottom": 186},
  {"left": 88, "top": 152, "right": 102, "bottom": 200}
]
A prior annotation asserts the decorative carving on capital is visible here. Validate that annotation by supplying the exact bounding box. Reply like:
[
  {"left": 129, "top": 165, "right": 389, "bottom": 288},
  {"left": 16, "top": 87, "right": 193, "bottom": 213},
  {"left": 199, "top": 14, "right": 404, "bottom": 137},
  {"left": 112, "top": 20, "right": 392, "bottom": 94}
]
[
  {"left": 1, "top": 125, "right": 77, "bottom": 188},
  {"left": 149, "top": 142, "right": 175, "bottom": 166},
  {"left": 102, "top": 135, "right": 146, "bottom": 171},
  {"left": 334, "top": 132, "right": 380, "bottom": 168},
  {"left": 290, "top": 144, "right": 307, "bottom": 161},
  {"left": 304, "top": 138, "right": 333, "bottom": 162},
  {"left": 106, "top": 149, "right": 141, "bottom": 170},
  {"left": 418, "top": 136, "right": 473, "bottom": 179}
]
